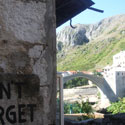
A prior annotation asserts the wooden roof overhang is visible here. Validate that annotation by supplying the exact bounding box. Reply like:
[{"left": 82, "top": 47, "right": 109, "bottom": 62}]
[{"left": 56, "top": 0, "right": 95, "bottom": 27}]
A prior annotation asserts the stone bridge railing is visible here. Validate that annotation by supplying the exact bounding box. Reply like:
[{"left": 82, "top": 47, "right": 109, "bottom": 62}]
[{"left": 63, "top": 73, "right": 104, "bottom": 85}]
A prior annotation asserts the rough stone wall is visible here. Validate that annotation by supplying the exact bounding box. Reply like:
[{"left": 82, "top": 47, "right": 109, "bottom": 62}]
[
  {"left": 65, "top": 113, "right": 125, "bottom": 125},
  {"left": 0, "top": 0, "right": 56, "bottom": 125}
]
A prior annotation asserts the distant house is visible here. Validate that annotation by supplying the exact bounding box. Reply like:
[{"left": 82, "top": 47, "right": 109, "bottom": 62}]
[
  {"left": 61, "top": 71, "right": 70, "bottom": 77},
  {"left": 81, "top": 71, "right": 93, "bottom": 75},
  {"left": 67, "top": 71, "right": 77, "bottom": 75},
  {"left": 96, "top": 69, "right": 103, "bottom": 73}
]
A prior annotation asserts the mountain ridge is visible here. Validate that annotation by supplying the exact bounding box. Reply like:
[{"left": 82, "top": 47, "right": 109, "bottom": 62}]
[{"left": 57, "top": 14, "right": 125, "bottom": 71}]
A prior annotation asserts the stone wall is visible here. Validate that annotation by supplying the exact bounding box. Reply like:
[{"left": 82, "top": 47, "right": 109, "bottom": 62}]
[
  {"left": 64, "top": 113, "right": 125, "bottom": 125},
  {"left": 116, "top": 71, "right": 125, "bottom": 97},
  {"left": 0, "top": 0, "right": 56, "bottom": 125}
]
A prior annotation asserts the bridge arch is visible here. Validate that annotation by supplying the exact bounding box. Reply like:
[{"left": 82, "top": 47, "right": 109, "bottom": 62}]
[
  {"left": 63, "top": 73, "right": 103, "bottom": 86},
  {"left": 63, "top": 73, "right": 118, "bottom": 103}
]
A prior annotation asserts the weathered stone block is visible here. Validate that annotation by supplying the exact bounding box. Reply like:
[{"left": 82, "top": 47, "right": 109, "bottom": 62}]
[{"left": 0, "top": 0, "right": 56, "bottom": 124}]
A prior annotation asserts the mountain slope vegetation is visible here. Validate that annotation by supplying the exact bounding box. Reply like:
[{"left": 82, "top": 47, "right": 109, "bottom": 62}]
[{"left": 57, "top": 14, "right": 125, "bottom": 71}]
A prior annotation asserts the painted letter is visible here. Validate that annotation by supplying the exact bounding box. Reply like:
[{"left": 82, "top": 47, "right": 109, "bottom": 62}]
[
  {"left": 0, "top": 106, "right": 4, "bottom": 125},
  {"left": 6, "top": 105, "right": 17, "bottom": 124},
  {"left": 0, "top": 83, "right": 11, "bottom": 99},
  {"left": 18, "top": 104, "right": 26, "bottom": 123},
  {"left": 27, "top": 104, "right": 36, "bottom": 122}
]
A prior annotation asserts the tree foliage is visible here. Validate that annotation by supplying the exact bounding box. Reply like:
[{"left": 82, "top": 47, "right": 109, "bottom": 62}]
[
  {"left": 64, "top": 101, "right": 93, "bottom": 114},
  {"left": 107, "top": 98, "right": 125, "bottom": 114},
  {"left": 64, "top": 77, "right": 88, "bottom": 89},
  {"left": 81, "top": 100, "right": 93, "bottom": 114},
  {"left": 64, "top": 103, "right": 70, "bottom": 114}
]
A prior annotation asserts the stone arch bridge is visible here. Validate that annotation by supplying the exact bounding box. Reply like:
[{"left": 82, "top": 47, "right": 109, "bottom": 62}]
[{"left": 63, "top": 72, "right": 118, "bottom": 103}]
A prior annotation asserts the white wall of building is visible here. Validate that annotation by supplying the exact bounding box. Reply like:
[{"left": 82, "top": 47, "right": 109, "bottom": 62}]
[
  {"left": 115, "top": 70, "right": 125, "bottom": 97},
  {"left": 113, "top": 51, "right": 125, "bottom": 67},
  {"left": 103, "top": 51, "right": 125, "bottom": 98}
]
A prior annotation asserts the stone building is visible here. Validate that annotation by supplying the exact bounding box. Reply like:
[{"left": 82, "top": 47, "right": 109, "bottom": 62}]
[
  {"left": 0, "top": 0, "right": 56, "bottom": 125},
  {"left": 103, "top": 51, "right": 125, "bottom": 99},
  {"left": 0, "top": 0, "right": 96, "bottom": 124}
]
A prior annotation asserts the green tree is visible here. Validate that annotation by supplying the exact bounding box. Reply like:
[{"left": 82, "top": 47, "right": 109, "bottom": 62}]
[
  {"left": 64, "top": 77, "right": 88, "bottom": 89},
  {"left": 107, "top": 98, "right": 125, "bottom": 114},
  {"left": 81, "top": 100, "right": 93, "bottom": 114},
  {"left": 64, "top": 103, "right": 70, "bottom": 114},
  {"left": 72, "top": 102, "right": 81, "bottom": 113}
]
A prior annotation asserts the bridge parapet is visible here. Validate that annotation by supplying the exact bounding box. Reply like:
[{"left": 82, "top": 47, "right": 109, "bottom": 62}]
[{"left": 63, "top": 72, "right": 104, "bottom": 85}]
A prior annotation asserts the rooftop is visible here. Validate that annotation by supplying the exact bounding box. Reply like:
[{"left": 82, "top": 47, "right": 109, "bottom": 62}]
[{"left": 56, "top": 0, "right": 94, "bottom": 27}]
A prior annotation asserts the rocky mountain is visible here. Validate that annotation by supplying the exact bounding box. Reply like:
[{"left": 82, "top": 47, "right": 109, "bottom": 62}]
[
  {"left": 57, "top": 14, "right": 125, "bottom": 71},
  {"left": 57, "top": 24, "right": 89, "bottom": 50}
]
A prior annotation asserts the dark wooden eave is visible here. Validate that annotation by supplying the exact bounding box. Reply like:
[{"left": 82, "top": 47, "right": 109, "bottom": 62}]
[{"left": 56, "top": 0, "right": 95, "bottom": 27}]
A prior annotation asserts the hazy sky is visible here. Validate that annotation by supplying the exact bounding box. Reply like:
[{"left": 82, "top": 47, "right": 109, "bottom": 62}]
[{"left": 56, "top": 0, "right": 125, "bottom": 32}]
